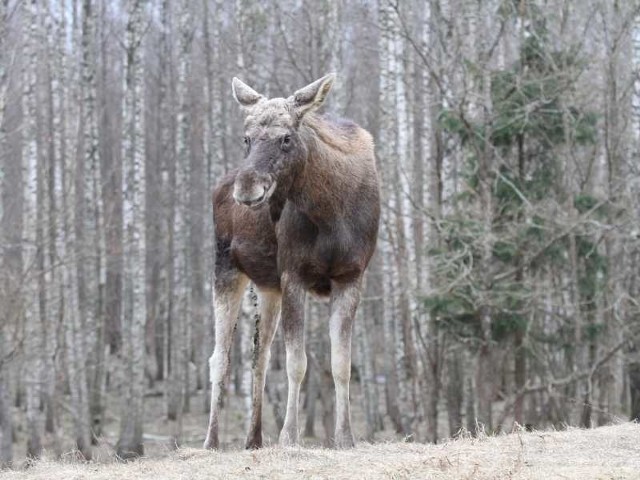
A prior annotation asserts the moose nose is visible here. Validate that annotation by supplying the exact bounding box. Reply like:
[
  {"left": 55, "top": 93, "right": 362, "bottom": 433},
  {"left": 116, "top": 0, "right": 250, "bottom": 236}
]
[
  {"left": 233, "top": 186, "right": 264, "bottom": 205},
  {"left": 233, "top": 180, "right": 270, "bottom": 207},
  {"left": 236, "top": 190, "right": 265, "bottom": 207},
  {"left": 232, "top": 170, "right": 275, "bottom": 207}
]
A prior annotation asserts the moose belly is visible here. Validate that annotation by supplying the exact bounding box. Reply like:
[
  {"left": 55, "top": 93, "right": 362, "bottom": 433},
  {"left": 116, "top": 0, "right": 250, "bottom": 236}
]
[
  {"left": 295, "top": 243, "right": 364, "bottom": 297},
  {"left": 277, "top": 208, "right": 368, "bottom": 296},
  {"left": 230, "top": 238, "right": 280, "bottom": 290}
]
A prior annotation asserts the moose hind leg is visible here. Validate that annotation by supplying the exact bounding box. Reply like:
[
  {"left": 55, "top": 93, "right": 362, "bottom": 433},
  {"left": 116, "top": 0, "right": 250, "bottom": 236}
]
[
  {"left": 246, "top": 289, "right": 281, "bottom": 449},
  {"left": 203, "top": 271, "right": 248, "bottom": 450},
  {"left": 330, "top": 281, "right": 361, "bottom": 448}
]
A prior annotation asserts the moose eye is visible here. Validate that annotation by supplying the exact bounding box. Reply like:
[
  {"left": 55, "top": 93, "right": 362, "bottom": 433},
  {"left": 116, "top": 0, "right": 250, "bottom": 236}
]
[
  {"left": 281, "top": 134, "right": 292, "bottom": 149},
  {"left": 243, "top": 136, "right": 251, "bottom": 146}
]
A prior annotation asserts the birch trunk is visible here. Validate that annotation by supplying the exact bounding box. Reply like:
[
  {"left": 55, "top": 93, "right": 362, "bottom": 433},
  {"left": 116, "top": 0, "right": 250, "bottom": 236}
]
[
  {"left": 378, "top": 0, "right": 404, "bottom": 436},
  {"left": 166, "top": 0, "right": 192, "bottom": 434},
  {"left": 188, "top": 40, "right": 206, "bottom": 406},
  {"left": 470, "top": 0, "right": 495, "bottom": 434},
  {"left": 157, "top": 0, "right": 172, "bottom": 386},
  {"left": 83, "top": 0, "right": 105, "bottom": 439},
  {"left": 22, "top": 0, "right": 44, "bottom": 459},
  {"left": 600, "top": 0, "right": 633, "bottom": 425},
  {"left": 0, "top": 0, "right": 14, "bottom": 465},
  {"left": 40, "top": 0, "right": 62, "bottom": 441},
  {"left": 0, "top": 333, "right": 12, "bottom": 467},
  {"left": 58, "top": 0, "right": 92, "bottom": 458},
  {"left": 117, "top": 0, "right": 147, "bottom": 459},
  {"left": 355, "top": 293, "right": 378, "bottom": 441}
]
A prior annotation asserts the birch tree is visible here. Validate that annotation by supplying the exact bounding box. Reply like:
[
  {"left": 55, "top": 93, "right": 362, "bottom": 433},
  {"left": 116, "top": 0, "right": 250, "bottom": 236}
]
[
  {"left": 117, "top": 0, "right": 147, "bottom": 459},
  {"left": 166, "top": 0, "right": 192, "bottom": 436},
  {"left": 0, "top": 0, "right": 13, "bottom": 465},
  {"left": 22, "top": 0, "right": 45, "bottom": 459}
]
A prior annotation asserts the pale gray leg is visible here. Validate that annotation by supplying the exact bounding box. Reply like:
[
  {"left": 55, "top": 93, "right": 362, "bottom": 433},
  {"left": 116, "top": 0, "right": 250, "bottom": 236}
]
[
  {"left": 203, "top": 272, "right": 248, "bottom": 450},
  {"left": 279, "top": 273, "right": 306, "bottom": 446},
  {"left": 330, "top": 280, "right": 361, "bottom": 448}
]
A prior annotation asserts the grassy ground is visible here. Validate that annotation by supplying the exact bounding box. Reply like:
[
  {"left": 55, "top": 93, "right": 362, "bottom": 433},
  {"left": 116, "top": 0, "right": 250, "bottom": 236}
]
[{"left": 4, "top": 422, "right": 639, "bottom": 479}]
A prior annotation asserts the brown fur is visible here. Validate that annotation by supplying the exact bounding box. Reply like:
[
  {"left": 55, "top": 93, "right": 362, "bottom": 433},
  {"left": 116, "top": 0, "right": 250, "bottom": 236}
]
[{"left": 214, "top": 112, "right": 379, "bottom": 295}]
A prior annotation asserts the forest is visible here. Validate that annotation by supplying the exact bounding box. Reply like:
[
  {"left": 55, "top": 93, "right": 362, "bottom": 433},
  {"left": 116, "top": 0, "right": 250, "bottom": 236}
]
[{"left": 1, "top": 0, "right": 640, "bottom": 467}]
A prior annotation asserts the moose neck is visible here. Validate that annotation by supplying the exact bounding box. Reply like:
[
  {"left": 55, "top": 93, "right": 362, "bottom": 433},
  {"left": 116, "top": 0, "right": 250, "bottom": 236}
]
[{"left": 287, "top": 114, "right": 355, "bottom": 229}]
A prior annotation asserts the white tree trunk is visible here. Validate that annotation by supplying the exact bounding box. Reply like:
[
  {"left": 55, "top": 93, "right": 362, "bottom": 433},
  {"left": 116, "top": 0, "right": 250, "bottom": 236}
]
[
  {"left": 22, "top": 0, "right": 44, "bottom": 460},
  {"left": 0, "top": 0, "right": 13, "bottom": 466},
  {"left": 118, "top": 0, "right": 147, "bottom": 459}
]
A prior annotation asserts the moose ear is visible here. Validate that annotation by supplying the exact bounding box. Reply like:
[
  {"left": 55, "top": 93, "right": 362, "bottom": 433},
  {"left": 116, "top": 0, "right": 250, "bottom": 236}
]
[
  {"left": 232, "top": 77, "right": 264, "bottom": 108},
  {"left": 291, "top": 73, "right": 336, "bottom": 118}
]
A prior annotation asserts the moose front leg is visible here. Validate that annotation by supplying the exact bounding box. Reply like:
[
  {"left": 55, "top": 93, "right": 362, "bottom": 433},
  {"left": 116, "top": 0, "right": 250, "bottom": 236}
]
[
  {"left": 245, "top": 289, "right": 281, "bottom": 449},
  {"left": 279, "top": 273, "right": 307, "bottom": 447},
  {"left": 330, "top": 280, "right": 361, "bottom": 448},
  {"left": 203, "top": 271, "right": 248, "bottom": 450}
]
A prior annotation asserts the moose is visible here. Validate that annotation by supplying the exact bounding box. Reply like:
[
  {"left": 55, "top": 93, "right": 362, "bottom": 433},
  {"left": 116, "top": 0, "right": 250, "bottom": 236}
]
[{"left": 204, "top": 74, "right": 380, "bottom": 450}]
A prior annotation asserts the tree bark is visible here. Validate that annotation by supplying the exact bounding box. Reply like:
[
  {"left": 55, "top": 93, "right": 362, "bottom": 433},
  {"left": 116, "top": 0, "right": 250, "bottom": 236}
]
[
  {"left": 0, "top": 0, "right": 14, "bottom": 466},
  {"left": 117, "top": 0, "right": 147, "bottom": 459},
  {"left": 0, "top": 333, "right": 13, "bottom": 467},
  {"left": 22, "top": 0, "right": 44, "bottom": 459}
]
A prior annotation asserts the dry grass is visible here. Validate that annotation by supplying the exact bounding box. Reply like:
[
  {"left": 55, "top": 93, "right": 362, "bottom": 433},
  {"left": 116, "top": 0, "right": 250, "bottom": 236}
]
[{"left": 3, "top": 423, "right": 640, "bottom": 480}]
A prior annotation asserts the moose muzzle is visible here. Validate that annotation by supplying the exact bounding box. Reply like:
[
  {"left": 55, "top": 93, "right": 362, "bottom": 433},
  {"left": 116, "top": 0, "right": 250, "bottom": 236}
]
[{"left": 233, "top": 170, "right": 276, "bottom": 208}]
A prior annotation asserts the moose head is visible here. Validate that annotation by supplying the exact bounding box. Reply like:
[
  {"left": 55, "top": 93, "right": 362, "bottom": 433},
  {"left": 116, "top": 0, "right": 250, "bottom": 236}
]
[{"left": 230, "top": 74, "right": 335, "bottom": 208}]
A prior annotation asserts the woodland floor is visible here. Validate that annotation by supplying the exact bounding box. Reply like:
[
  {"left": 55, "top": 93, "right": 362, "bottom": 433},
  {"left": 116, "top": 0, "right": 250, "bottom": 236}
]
[{"left": 3, "top": 423, "right": 640, "bottom": 479}]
